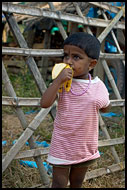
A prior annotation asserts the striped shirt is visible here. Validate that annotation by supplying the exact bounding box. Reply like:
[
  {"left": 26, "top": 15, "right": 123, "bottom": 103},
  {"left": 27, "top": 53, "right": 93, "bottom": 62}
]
[{"left": 47, "top": 76, "right": 110, "bottom": 165}]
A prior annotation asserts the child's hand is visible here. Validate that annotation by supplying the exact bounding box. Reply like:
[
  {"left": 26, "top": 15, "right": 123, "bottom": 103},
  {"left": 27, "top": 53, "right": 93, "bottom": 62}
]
[{"left": 56, "top": 68, "right": 73, "bottom": 84}]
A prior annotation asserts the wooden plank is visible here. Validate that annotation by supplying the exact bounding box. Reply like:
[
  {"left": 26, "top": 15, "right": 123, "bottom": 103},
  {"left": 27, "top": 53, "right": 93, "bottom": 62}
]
[
  {"left": 4, "top": 12, "right": 47, "bottom": 95},
  {"left": 48, "top": 2, "right": 68, "bottom": 40},
  {"left": 98, "top": 137, "right": 125, "bottom": 147},
  {"left": 2, "top": 107, "right": 51, "bottom": 173},
  {"left": 2, "top": 96, "right": 41, "bottom": 107},
  {"left": 2, "top": 47, "right": 125, "bottom": 60},
  {"left": 4, "top": 12, "right": 56, "bottom": 120},
  {"left": 89, "top": 2, "right": 124, "bottom": 14},
  {"left": 102, "top": 11, "right": 125, "bottom": 66},
  {"left": 99, "top": 113, "right": 120, "bottom": 163},
  {"left": 2, "top": 3, "right": 125, "bottom": 29},
  {"left": 2, "top": 96, "right": 125, "bottom": 107},
  {"left": 2, "top": 62, "right": 51, "bottom": 186},
  {"left": 110, "top": 99, "right": 125, "bottom": 107},
  {"left": 2, "top": 137, "right": 124, "bottom": 160},
  {"left": 13, "top": 137, "right": 126, "bottom": 159},
  {"left": 13, "top": 148, "right": 49, "bottom": 159},
  {"left": 85, "top": 162, "right": 125, "bottom": 181},
  {"left": 98, "top": 5, "right": 125, "bottom": 43}
]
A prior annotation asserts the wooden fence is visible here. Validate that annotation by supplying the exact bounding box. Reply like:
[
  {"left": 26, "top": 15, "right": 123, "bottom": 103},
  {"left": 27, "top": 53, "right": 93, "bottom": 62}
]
[{"left": 2, "top": 2, "right": 125, "bottom": 188}]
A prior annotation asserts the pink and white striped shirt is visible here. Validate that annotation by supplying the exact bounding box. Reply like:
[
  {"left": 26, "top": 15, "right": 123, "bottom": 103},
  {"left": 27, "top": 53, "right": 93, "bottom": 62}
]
[{"left": 47, "top": 76, "right": 110, "bottom": 165}]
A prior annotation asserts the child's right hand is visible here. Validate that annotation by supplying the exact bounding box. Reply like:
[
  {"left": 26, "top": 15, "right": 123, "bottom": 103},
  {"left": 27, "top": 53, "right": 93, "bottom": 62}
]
[{"left": 56, "top": 67, "right": 73, "bottom": 85}]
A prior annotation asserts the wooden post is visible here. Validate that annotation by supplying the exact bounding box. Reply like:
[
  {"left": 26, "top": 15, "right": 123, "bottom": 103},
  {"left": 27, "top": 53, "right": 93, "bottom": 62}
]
[
  {"left": 99, "top": 113, "right": 120, "bottom": 163},
  {"left": 2, "top": 62, "right": 50, "bottom": 186},
  {"left": 2, "top": 3, "right": 125, "bottom": 30},
  {"left": 102, "top": 10, "right": 125, "bottom": 67},
  {"left": 3, "top": 12, "right": 56, "bottom": 119},
  {"left": 48, "top": 2, "right": 68, "bottom": 40},
  {"left": 98, "top": 5, "right": 125, "bottom": 43}
]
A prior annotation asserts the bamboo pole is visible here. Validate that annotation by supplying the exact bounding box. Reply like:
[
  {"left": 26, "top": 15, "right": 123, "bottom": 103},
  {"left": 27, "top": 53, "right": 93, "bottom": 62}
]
[
  {"left": 89, "top": 2, "right": 125, "bottom": 16},
  {"left": 2, "top": 47, "right": 125, "bottom": 59},
  {"left": 2, "top": 62, "right": 50, "bottom": 186},
  {"left": 98, "top": 5, "right": 125, "bottom": 43},
  {"left": 48, "top": 2, "right": 68, "bottom": 40},
  {"left": 2, "top": 96, "right": 124, "bottom": 107},
  {"left": 99, "top": 113, "right": 120, "bottom": 163},
  {"left": 102, "top": 10, "right": 125, "bottom": 66},
  {"left": 4, "top": 12, "right": 47, "bottom": 95},
  {"left": 4, "top": 12, "right": 56, "bottom": 119},
  {"left": 2, "top": 2, "right": 125, "bottom": 30},
  {"left": 2, "top": 137, "right": 124, "bottom": 160}
]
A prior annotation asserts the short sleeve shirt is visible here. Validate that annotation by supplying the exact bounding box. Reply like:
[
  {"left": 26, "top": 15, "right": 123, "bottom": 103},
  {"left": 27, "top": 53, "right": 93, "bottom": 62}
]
[{"left": 47, "top": 76, "right": 110, "bottom": 165}]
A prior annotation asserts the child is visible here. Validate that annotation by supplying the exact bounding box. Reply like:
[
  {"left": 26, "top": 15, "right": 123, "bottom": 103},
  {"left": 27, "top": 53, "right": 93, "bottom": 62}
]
[{"left": 40, "top": 32, "right": 111, "bottom": 188}]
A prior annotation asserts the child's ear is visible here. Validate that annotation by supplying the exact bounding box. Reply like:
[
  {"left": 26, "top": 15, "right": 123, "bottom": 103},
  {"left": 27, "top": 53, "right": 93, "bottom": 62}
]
[{"left": 89, "top": 59, "right": 97, "bottom": 71}]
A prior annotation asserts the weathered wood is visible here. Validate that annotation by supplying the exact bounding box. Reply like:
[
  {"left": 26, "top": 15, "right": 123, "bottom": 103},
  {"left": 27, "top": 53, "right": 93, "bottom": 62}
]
[
  {"left": 48, "top": 2, "right": 68, "bottom": 40},
  {"left": 101, "top": 58, "right": 125, "bottom": 118},
  {"left": 110, "top": 99, "right": 125, "bottom": 107},
  {"left": 4, "top": 12, "right": 56, "bottom": 120},
  {"left": 2, "top": 47, "right": 125, "bottom": 60},
  {"left": 99, "top": 113, "right": 120, "bottom": 163},
  {"left": 98, "top": 5, "right": 125, "bottom": 43},
  {"left": 2, "top": 96, "right": 125, "bottom": 107},
  {"left": 98, "top": 137, "right": 125, "bottom": 148},
  {"left": 102, "top": 10, "right": 125, "bottom": 66},
  {"left": 89, "top": 2, "right": 124, "bottom": 15},
  {"left": 2, "top": 62, "right": 50, "bottom": 186},
  {"left": 2, "top": 3, "right": 125, "bottom": 29},
  {"left": 4, "top": 12, "right": 47, "bottom": 95},
  {"left": 2, "top": 137, "right": 124, "bottom": 160},
  {"left": 84, "top": 162, "right": 125, "bottom": 181},
  {"left": 2, "top": 105, "right": 51, "bottom": 173}
]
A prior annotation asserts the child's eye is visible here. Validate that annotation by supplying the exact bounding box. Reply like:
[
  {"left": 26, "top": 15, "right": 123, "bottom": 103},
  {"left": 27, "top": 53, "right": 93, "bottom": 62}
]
[
  {"left": 73, "top": 55, "right": 80, "bottom": 60},
  {"left": 63, "top": 54, "right": 69, "bottom": 59}
]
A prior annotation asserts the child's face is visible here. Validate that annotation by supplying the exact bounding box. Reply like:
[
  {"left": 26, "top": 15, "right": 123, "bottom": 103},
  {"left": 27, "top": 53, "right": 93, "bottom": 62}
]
[{"left": 63, "top": 45, "right": 97, "bottom": 79}]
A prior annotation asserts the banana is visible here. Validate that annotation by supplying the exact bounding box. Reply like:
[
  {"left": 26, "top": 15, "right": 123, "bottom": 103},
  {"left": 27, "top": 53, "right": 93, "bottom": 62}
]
[{"left": 52, "top": 63, "right": 73, "bottom": 92}]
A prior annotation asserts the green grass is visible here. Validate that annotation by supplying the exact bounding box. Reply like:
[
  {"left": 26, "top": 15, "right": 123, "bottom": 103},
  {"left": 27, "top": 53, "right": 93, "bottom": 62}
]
[{"left": 2, "top": 65, "right": 42, "bottom": 114}]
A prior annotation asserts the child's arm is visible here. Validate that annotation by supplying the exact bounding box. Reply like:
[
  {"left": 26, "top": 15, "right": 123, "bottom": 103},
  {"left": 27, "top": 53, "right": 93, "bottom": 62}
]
[
  {"left": 40, "top": 68, "right": 72, "bottom": 108},
  {"left": 99, "top": 103, "right": 111, "bottom": 113}
]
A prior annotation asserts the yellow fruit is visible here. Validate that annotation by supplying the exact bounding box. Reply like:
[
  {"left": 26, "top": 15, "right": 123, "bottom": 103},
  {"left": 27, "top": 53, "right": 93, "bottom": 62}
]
[
  {"left": 52, "top": 63, "right": 73, "bottom": 92},
  {"left": 52, "top": 63, "right": 67, "bottom": 80}
]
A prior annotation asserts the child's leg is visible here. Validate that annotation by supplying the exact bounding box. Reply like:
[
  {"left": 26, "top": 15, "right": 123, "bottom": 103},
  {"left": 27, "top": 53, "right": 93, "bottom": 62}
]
[
  {"left": 69, "top": 166, "right": 88, "bottom": 188},
  {"left": 51, "top": 166, "right": 70, "bottom": 188}
]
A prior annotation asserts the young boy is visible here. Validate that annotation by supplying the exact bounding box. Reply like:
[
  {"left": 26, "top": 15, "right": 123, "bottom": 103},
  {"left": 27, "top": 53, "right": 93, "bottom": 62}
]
[{"left": 41, "top": 32, "right": 111, "bottom": 188}]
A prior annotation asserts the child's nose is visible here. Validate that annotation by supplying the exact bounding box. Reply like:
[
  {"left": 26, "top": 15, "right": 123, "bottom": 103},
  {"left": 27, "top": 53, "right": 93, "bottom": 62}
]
[{"left": 66, "top": 57, "right": 73, "bottom": 66}]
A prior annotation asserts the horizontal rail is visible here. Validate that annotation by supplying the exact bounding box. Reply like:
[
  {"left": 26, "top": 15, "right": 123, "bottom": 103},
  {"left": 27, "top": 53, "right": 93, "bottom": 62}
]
[
  {"left": 85, "top": 161, "right": 125, "bottom": 181},
  {"left": 2, "top": 96, "right": 125, "bottom": 107},
  {"left": 2, "top": 3, "right": 125, "bottom": 29},
  {"left": 89, "top": 2, "right": 125, "bottom": 15},
  {"left": 2, "top": 137, "right": 125, "bottom": 160},
  {"left": 2, "top": 47, "right": 125, "bottom": 60}
]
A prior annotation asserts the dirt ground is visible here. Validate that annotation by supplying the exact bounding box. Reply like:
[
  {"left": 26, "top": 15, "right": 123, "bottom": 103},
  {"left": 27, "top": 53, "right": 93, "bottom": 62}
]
[{"left": 2, "top": 112, "right": 125, "bottom": 188}]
